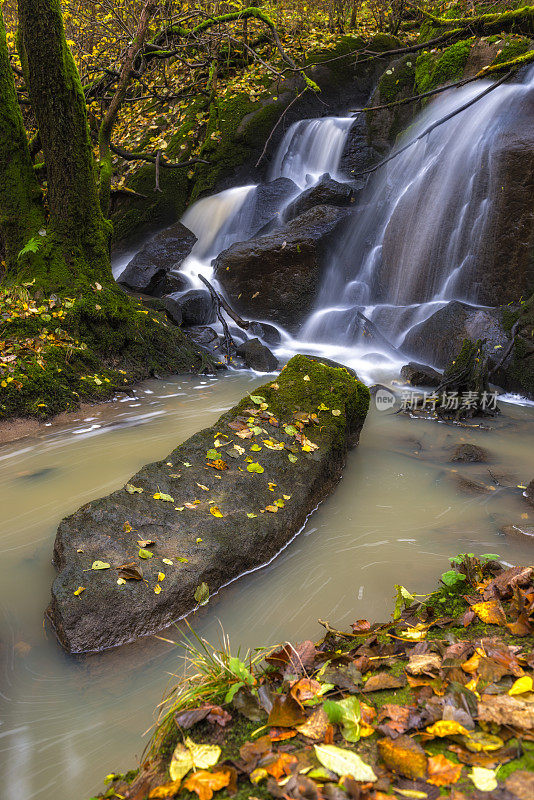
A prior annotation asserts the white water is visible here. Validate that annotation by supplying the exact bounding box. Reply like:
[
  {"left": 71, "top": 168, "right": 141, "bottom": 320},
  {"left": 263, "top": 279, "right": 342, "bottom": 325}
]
[{"left": 166, "top": 67, "right": 534, "bottom": 381}]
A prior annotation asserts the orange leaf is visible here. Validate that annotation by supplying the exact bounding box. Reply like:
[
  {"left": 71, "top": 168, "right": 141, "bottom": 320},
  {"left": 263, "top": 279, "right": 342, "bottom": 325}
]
[
  {"left": 427, "top": 754, "right": 463, "bottom": 786},
  {"left": 183, "top": 770, "right": 230, "bottom": 800},
  {"left": 207, "top": 459, "right": 228, "bottom": 471},
  {"left": 377, "top": 735, "right": 427, "bottom": 779},
  {"left": 471, "top": 599, "right": 507, "bottom": 625},
  {"left": 290, "top": 677, "right": 322, "bottom": 707},
  {"left": 264, "top": 753, "right": 298, "bottom": 780},
  {"left": 148, "top": 779, "right": 182, "bottom": 799}
]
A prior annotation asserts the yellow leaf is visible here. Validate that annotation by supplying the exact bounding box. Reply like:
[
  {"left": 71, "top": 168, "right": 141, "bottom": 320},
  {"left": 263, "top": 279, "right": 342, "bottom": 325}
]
[
  {"left": 331, "top": 409, "right": 341, "bottom": 416},
  {"left": 158, "top": 572, "right": 165, "bottom": 582},
  {"left": 169, "top": 738, "right": 221, "bottom": 782},
  {"left": 425, "top": 720, "right": 471, "bottom": 738},
  {"left": 74, "top": 586, "right": 85, "bottom": 596},
  {"left": 509, "top": 675, "right": 533, "bottom": 696},
  {"left": 469, "top": 767, "right": 497, "bottom": 792},
  {"left": 154, "top": 584, "right": 162, "bottom": 594},
  {"left": 210, "top": 506, "right": 223, "bottom": 517}
]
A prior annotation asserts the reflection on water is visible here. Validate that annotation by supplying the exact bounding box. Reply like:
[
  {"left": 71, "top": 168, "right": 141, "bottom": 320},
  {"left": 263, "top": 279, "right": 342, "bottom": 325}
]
[{"left": 0, "top": 373, "right": 533, "bottom": 800}]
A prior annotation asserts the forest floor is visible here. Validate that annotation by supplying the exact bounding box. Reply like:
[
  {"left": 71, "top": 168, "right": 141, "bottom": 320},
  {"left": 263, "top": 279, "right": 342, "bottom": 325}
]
[{"left": 95, "top": 554, "right": 534, "bottom": 800}]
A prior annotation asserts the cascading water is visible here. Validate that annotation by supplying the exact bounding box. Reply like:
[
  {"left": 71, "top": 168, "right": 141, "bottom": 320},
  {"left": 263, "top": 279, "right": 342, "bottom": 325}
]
[
  {"left": 269, "top": 117, "right": 355, "bottom": 186},
  {"left": 139, "top": 67, "right": 534, "bottom": 381}
]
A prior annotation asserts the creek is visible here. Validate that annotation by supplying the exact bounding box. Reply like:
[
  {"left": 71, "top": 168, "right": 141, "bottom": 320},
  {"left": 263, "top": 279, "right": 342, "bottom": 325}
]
[{"left": 2, "top": 69, "right": 534, "bottom": 800}]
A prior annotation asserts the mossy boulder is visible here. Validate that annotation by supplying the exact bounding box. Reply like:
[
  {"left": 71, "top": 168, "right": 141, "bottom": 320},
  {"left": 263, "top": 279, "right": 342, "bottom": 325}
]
[
  {"left": 415, "top": 39, "right": 473, "bottom": 94},
  {"left": 47, "top": 354, "right": 369, "bottom": 653}
]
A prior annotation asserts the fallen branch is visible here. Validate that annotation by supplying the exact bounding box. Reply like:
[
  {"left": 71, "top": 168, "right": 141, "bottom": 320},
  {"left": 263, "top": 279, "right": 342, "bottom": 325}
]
[
  {"left": 198, "top": 275, "right": 251, "bottom": 331},
  {"left": 197, "top": 274, "right": 237, "bottom": 358},
  {"left": 110, "top": 142, "right": 208, "bottom": 168}
]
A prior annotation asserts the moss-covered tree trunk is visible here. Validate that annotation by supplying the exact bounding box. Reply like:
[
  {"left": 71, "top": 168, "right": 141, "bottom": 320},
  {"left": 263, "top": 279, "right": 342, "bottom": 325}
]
[
  {"left": 0, "top": 10, "right": 45, "bottom": 271},
  {"left": 13, "top": 0, "right": 112, "bottom": 291}
]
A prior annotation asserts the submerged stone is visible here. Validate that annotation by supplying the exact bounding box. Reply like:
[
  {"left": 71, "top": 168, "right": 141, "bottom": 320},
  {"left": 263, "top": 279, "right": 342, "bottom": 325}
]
[{"left": 47, "top": 355, "right": 369, "bottom": 653}]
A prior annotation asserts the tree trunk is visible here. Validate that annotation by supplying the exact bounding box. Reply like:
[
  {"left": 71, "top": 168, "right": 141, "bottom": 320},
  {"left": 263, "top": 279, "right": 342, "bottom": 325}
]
[
  {"left": 0, "top": 10, "right": 45, "bottom": 272},
  {"left": 16, "top": 0, "right": 112, "bottom": 290}
]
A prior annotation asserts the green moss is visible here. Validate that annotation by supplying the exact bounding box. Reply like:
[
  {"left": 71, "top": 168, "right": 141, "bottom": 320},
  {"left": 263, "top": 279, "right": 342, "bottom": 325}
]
[
  {"left": 415, "top": 39, "right": 473, "bottom": 94},
  {"left": 490, "top": 35, "right": 531, "bottom": 71},
  {"left": 376, "top": 55, "right": 416, "bottom": 103}
]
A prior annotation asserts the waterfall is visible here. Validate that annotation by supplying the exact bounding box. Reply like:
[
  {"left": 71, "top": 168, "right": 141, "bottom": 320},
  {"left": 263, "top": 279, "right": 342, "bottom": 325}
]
[
  {"left": 154, "top": 67, "right": 534, "bottom": 381},
  {"left": 269, "top": 117, "right": 355, "bottom": 187}
]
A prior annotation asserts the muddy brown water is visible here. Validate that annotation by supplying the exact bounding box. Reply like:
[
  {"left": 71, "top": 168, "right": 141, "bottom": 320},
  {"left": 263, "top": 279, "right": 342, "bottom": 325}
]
[{"left": 0, "top": 372, "right": 532, "bottom": 800}]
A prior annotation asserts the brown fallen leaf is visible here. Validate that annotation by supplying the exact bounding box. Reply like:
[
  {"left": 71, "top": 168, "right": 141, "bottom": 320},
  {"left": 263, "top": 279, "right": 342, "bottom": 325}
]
[
  {"left": 363, "top": 672, "right": 406, "bottom": 692},
  {"left": 137, "top": 539, "right": 155, "bottom": 548},
  {"left": 478, "top": 692, "right": 534, "bottom": 729},
  {"left": 377, "top": 734, "right": 427, "bottom": 779},
  {"left": 240, "top": 736, "right": 272, "bottom": 771},
  {"left": 351, "top": 619, "right": 371, "bottom": 633},
  {"left": 426, "top": 754, "right": 462, "bottom": 786},
  {"left": 264, "top": 752, "right": 298, "bottom": 780},
  {"left": 289, "top": 678, "right": 322, "bottom": 707},
  {"left": 183, "top": 769, "right": 230, "bottom": 800},
  {"left": 265, "top": 640, "right": 316, "bottom": 676},
  {"left": 448, "top": 744, "right": 518, "bottom": 768},
  {"left": 269, "top": 727, "right": 297, "bottom": 742},
  {"left": 295, "top": 706, "right": 330, "bottom": 740},
  {"left": 117, "top": 562, "right": 143, "bottom": 581},
  {"left": 377, "top": 704, "right": 412, "bottom": 735},
  {"left": 267, "top": 693, "right": 307, "bottom": 727},
  {"left": 406, "top": 653, "right": 442, "bottom": 676},
  {"left": 207, "top": 459, "right": 228, "bottom": 471}
]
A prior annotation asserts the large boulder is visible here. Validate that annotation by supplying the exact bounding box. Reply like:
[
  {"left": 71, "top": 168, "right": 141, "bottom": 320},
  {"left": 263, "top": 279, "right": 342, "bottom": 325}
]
[
  {"left": 401, "top": 301, "right": 509, "bottom": 369},
  {"left": 236, "top": 338, "right": 278, "bottom": 372},
  {"left": 118, "top": 222, "right": 197, "bottom": 294},
  {"left": 248, "top": 178, "right": 299, "bottom": 234},
  {"left": 47, "top": 355, "right": 370, "bottom": 653},
  {"left": 213, "top": 205, "right": 351, "bottom": 330},
  {"left": 163, "top": 289, "right": 216, "bottom": 326},
  {"left": 283, "top": 173, "right": 353, "bottom": 222},
  {"left": 400, "top": 362, "right": 441, "bottom": 387}
]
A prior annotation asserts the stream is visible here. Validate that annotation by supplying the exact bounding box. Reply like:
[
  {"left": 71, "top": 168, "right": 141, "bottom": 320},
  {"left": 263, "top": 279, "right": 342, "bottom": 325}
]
[{"left": 2, "top": 68, "right": 534, "bottom": 799}]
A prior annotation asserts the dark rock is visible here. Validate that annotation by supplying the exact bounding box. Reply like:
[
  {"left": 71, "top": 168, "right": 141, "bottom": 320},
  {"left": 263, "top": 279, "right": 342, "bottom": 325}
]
[
  {"left": 185, "top": 327, "right": 219, "bottom": 348},
  {"left": 501, "top": 523, "right": 534, "bottom": 540},
  {"left": 248, "top": 178, "right": 299, "bottom": 235},
  {"left": 164, "top": 289, "right": 216, "bottom": 327},
  {"left": 400, "top": 362, "right": 442, "bottom": 387},
  {"left": 401, "top": 301, "right": 508, "bottom": 369},
  {"left": 283, "top": 174, "right": 353, "bottom": 221},
  {"left": 118, "top": 222, "right": 196, "bottom": 294},
  {"left": 151, "top": 270, "right": 193, "bottom": 298},
  {"left": 450, "top": 443, "right": 488, "bottom": 463},
  {"left": 47, "top": 355, "right": 370, "bottom": 653},
  {"left": 452, "top": 474, "right": 493, "bottom": 496},
  {"left": 248, "top": 321, "right": 282, "bottom": 346},
  {"left": 236, "top": 338, "right": 278, "bottom": 372},
  {"left": 213, "top": 205, "right": 351, "bottom": 330},
  {"left": 525, "top": 480, "right": 534, "bottom": 507}
]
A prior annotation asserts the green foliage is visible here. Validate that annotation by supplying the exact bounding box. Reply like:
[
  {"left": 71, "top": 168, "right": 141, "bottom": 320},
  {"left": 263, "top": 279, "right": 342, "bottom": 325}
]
[
  {"left": 17, "top": 235, "right": 42, "bottom": 260},
  {"left": 415, "top": 39, "right": 472, "bottom": 94}
]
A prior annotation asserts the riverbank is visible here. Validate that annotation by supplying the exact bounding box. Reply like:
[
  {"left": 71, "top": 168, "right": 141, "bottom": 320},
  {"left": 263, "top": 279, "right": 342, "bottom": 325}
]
[{"left": 93, "top": 554, "right": 534, "bottom": 800}]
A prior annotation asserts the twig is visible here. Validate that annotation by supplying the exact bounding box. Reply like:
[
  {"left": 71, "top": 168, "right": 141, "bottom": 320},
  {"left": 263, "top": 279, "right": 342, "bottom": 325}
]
[
  {"left": 255, "top": 87, "right": 308, "bottom": 168},
  {"left": 198, "top": 275, "right": 251, "bottom": 331},
  {"left": 197, "top": 274, "right": 236, "bottom": 357}
]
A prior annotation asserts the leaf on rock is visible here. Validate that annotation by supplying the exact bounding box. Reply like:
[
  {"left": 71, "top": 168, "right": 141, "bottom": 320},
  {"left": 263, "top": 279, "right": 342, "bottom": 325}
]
[
  {"left": 247, "top": 462, "right": 264, "bottom": 473},
  {"left": 265, "top": 505, "right": 278, "bottom": 513},
  {"left": 427, "top": 754, "right": 462, "bottom": 786},
  {"left": 210, "top": 506, "right": 223, "bottom": 517},
  {"left": 249, "top": 395, "right": 266, "bottom": 405},
  {"left": 91, "top": 560, "right": 110, "bottom": 570},
  {"left": 207, "top": 460, "right": 228, "bottom": 471},
  {"left": 377, "top": 735, "right": 427, "bottom": 779},
  {"left": 153, "top": 492, "right": 174, "bottom": 502},
  {"left": 314, "top": 744, "right": 377, "bottom": 782},
  {"left": 183, "top": 769, "right": 230, "bottom": 800},
  {"left": 117, "top": 563, "right": 143, "bottom": 581},
  {"left": 73, "top": 586, "right": 85, "bottom": 596},
  {"left": 125, "top": 483, "right": 143, "bottom": 494},
  {"left": 194, "top": 582, "right": 210, "bottom": 606},
  {"left": 137, "top": 539, "right": 155, "bottom": 548},
  {"left": 122, "top": 521, "right": 133, "bottom": 533},
  {"left": 206, "top": 449, "right": 221, "bottom": 460},
  {"left": 138, "top": 548, "right": 153, "bottom": 559}
]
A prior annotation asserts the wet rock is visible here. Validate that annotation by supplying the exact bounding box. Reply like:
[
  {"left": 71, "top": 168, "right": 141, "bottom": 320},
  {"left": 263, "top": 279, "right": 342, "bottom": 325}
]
[
  {"left": 247, "top": 321, "right": 282, "bottom": 346},
  {"left": 118, "top": 222, "right": 197, "bottom": 294},
  {"left": 163, "top": 289, "right": 216, "bottom": 327},
  {"left": 186, "top": 327, "right": 219, "bottom": 348},
  {"left": 213, "top": 205, "right": 352, "bottom": 330},
  {"left": 249, "top": 178, "right": 299, "bottom": 234},
  {"left": 450, "top": 443, "right": 488, "bottom": 463},
  {"left": 525, "top": 480, "right": 534, "bottom": 507},
  {"left": 401, "top": 301, "right": 508, "bottom": 369},
  {"left": 501, "top": 523, "right": 534, "bottom": 540},
  {"left": 283, "top": 173, "right": 353, "bottom": 221},
  {"left": 400, "top": 362, "right": 442, "bottom": 387},
  {"left": 452, "top": 474, "right": 493, "bottom": 496},
  {"left": 151, "top": 270, "right": 193, "bottom": 298},
  {"left": 47, "top": 355, "right": 370, "bottom": 653},
  {"left": 236, "top": 338, "right": 279, "bottom": 372}
]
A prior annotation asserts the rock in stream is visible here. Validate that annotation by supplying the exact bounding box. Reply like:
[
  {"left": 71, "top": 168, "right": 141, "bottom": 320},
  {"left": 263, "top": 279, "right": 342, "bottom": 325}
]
[{"left": 47, "top": 355, "right": 370, "bottom": 653}]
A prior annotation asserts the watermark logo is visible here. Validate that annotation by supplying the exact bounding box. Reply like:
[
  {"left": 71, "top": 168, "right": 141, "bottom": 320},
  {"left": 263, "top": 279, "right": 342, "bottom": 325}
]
[{"left": 375, "top": 388, "right": 396, "bottom": 411}]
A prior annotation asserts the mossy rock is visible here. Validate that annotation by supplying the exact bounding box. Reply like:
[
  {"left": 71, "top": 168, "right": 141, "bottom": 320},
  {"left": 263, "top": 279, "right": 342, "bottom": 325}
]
[
  {"left": 48, "top": 354, "right": 369, "bottom": 653},
  {"left": 415, "top": 38, "right": 473, "bottom": 94}
]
